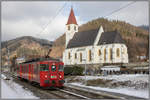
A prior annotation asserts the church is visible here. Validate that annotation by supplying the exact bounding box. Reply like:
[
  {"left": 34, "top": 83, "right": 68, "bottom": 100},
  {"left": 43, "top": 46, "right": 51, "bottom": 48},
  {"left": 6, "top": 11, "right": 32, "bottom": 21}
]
[{"left": 63, "top": 8, "right": 129, "bottom": 66}]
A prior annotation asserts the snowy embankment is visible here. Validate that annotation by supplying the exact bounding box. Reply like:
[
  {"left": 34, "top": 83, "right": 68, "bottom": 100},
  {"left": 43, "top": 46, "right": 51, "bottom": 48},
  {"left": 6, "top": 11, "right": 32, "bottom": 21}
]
[
  {"left": 66, "top": 74, "right": 149, "bottom": 99},
  {"left": 1, "top": 74, "right": 38, "bottom": 99}
]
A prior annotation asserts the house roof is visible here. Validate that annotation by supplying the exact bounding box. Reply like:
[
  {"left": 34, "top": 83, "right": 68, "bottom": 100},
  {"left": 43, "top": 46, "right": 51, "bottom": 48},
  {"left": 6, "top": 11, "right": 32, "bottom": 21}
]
[
  {"left": 66, "top": 8, "right": 78, "bottom": 25},
  {"left": 67, "top": 29, "right": 99, "bottom": 48},
  {"left": 67, "top": 29, "right": 125, "bottom": 49},
  {"left": 98, "top": 30, "right": 125, "bottom": 45}
]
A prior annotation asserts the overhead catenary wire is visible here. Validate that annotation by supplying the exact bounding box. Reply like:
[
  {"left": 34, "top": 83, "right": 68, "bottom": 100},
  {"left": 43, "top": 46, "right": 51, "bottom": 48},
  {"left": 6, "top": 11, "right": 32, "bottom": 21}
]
[
  {"left": 103, "top": 1, "right": 136, "bottom": 18},
  {"left": 36, "top": 2, "right": 67, "bottom": 36},
  {"left": 36, "top": 1, "right": 136, "bottom": 36}
]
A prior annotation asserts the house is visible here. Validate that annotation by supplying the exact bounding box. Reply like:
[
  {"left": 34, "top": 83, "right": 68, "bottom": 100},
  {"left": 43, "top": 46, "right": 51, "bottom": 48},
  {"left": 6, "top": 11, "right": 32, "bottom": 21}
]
[{"left": 63, "top": 8, "right": 129, "bottom": 68}]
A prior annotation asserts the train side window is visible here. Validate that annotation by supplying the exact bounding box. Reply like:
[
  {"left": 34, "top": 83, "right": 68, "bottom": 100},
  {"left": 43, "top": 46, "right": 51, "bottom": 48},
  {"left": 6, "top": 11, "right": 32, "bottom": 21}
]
[
  {"left": 51, "top": 65, "right": 56, "bottom": 72},
  {"left": 58, "top": 65, "right": 64, "bottom": 71},
  {"left": 40, "top": 64, "right": 49, "bottom": 71}
]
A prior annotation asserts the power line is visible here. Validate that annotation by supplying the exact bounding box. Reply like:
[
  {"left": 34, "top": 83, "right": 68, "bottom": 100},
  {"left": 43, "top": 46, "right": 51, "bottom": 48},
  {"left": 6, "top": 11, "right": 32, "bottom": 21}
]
[
  {"left": 36, "top": 2, "right": 67, "bottom": 36},
  {"left": 103, "top": 1, "right": 136, "bottom": 18}
]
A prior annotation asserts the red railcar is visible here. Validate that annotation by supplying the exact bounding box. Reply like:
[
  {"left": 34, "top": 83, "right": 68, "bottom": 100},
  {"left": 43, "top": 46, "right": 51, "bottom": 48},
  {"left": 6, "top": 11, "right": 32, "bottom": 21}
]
[{"left": 16, "top": 58, "right": 64, "bottom": 88}]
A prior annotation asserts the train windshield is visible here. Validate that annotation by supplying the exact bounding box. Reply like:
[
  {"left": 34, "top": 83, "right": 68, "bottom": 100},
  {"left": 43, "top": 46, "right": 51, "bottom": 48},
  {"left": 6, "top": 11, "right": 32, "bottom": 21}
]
[
  {"left": 58, "top": 65, "right": 64, "bottom": 71},
  {"left": 51, "top": 65, "right": 56, "bottom": 72},
  {"left": 40, "top": 64, "right": 49, "bottom": 71}
]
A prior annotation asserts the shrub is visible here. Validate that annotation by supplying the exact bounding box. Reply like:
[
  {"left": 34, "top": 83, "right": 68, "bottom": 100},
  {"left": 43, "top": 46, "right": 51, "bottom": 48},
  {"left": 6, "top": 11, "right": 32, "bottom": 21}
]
[
  {"left": 64, "top": 65, "right": 84, "bottom": 76},
  {"left": 72, "top": 65, "right": 84, "bottom": 75},
  {"left": 64, "top": 66, "right": 73, "bottom": 75}
]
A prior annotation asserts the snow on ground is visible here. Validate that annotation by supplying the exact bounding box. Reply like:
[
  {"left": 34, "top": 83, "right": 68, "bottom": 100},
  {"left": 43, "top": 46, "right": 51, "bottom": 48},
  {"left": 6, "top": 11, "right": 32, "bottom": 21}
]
[
  {"left": 68, "top": 74, "right": 149, "bottom": 99},
  {"left": 1, "top": 74, "right": 38, "bottom": 99},
  {"left": 76, "top": 74, "right": 148, "bottom": 83},
  {"left": 1, "top": 74, "right": 7, "bottom": 80},
  {"left": 70, "top": 82, "right": 149, "bottom": 99},
  {"left": 75, "top": 74, "right": 148, "bottom": 89}
]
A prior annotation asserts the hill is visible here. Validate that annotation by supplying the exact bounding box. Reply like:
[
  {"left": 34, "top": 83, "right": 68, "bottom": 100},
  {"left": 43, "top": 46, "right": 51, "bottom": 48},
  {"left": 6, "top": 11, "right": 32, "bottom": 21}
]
[
  {"left": 1, "top": 36, "right": 53, "bottom": 65},
  {"left": 138, "top": 25, "right": 149, "bottom": 32},
  {"left": 50, "top": 18, "right": 149, "bottom": 62}
]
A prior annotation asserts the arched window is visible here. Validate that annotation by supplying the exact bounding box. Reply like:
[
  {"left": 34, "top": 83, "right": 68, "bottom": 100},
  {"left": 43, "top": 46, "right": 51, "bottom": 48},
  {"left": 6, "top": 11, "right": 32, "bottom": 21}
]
[
  {"left": 104, "top": 48, "right": 106, "bottom": 61},
  {"left": 68, "top": 26, "right": 70, "bottom": 30},
  {"left": 74, "top": 26, "right": 76, "bottom": 31},
  {"left": 74, "top": 53, "right": 77, "bottom": 59},
  {"left": 80, "top": 53, "right": 82, "bottom": 62},
  {"left": 109, "top": 48, "right": 112, "bottom": 61},
  {"left": 116, "top": 48, "right": 120, "bottom": 57},
  {"left": 88, "top": 50, "right": 92, "bottom": 61},
  {"left": 98, "top": 49, "right": 101, "bottom": 56},
  {"left": 68, "top": 52, "right": 70, "bottom": 59}
]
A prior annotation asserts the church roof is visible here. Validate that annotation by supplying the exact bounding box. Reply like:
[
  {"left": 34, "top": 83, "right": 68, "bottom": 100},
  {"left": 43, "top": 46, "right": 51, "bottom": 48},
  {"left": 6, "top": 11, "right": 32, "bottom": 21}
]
[
  {"left": 67, "top": 29, "right": 125, "bottom": 49},
  {"left": 67, "top": 29, "right": 99, "bottom": 48},
  {"left": 98, "top": 30, "right": 125, "bottom": 45},
  {"left": 66, "top": 8, "right": 78, "bottom": 25}
]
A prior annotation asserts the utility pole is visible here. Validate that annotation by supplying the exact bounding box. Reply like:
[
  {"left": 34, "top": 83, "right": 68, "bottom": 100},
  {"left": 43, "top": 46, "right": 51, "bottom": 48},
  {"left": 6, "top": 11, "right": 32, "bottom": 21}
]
[
  {"left": 83, "top": 49, "right": 87, "bottom": 85},
  {"left": 84, "top": 59, "right": 87, "bottom": 85},
  {"left": 6, "top": 46, "right": 10, "bottom": 73}
]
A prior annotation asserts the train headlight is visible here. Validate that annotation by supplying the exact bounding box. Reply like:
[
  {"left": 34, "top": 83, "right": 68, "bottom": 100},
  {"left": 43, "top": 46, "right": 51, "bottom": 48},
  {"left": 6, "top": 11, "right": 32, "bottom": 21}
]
[
  {"left": 59, "top": 75, "right": 62, "bottom": 78},
  {"left": 45, "top": 75, "right": 48, "bottom": 78}
]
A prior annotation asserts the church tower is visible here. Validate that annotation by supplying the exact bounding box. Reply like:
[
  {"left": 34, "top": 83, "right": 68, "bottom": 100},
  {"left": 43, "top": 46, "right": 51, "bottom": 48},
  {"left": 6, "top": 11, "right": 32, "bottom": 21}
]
[{"left": 66, "top": 7, "right": 78, "bottom": 47}]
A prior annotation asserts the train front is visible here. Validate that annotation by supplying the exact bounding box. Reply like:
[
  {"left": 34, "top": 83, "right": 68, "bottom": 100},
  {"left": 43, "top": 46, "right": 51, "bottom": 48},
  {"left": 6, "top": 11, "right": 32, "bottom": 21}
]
[{"left": 40, "top": 61, "right": 65, "bottom": 88}]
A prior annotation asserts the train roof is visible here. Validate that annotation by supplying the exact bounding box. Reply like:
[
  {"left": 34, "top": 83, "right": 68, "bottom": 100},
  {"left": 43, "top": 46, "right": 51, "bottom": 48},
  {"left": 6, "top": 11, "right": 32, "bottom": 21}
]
[{"left": 20, "top": 57, "right": 60, "bottom": 64}]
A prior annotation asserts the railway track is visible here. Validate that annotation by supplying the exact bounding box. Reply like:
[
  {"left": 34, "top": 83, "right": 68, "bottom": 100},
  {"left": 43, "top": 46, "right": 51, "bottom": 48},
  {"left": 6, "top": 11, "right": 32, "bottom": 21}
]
[
  {"left": 2, "top": 72, "right": 147, "bottom": 99},
  {"left": 62, "top": 85, "right": 120, "bottom": 99},
  {"left": 2, "top": 72, "right": 90, "bottom": 99},
  {"left": 64, "top": 83, "right": 147, "bottom": 100}
]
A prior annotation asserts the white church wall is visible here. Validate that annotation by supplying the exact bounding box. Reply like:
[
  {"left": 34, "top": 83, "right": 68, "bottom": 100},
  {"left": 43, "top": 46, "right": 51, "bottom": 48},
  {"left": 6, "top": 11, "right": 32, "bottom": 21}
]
[
  {"left": 63, "top": 46, "right": 95, "bottom": 65},
  {"left": 63, "top": 43, "right": 129, "bottom": 65},
  {"left": 66, "top": 24, "right": 78, "bottom": 46},
  {"left": 112, "top": 44, "right": 128, "bottom": 63}
]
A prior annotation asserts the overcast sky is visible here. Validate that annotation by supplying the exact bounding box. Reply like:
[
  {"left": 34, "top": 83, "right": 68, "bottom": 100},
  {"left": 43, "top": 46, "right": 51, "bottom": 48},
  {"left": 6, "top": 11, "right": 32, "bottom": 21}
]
[{"left": 1, "top": 1, "right": 149, "bottom": 41}]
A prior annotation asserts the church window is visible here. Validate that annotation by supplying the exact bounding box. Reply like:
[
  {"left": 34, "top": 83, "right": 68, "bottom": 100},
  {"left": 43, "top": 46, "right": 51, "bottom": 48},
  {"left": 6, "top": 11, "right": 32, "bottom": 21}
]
[
  {"left": 68, "top": 52, "right": 70, "bottom": 59},
  {"left": 109, "top": 48, "right": 112, "bottom": 61},
  {"left": 68, "top": 26, "right": 70, "bottom": 30},
  {"left": 75, "top": 53, "right": 77, "bottom": 59},
  {"left": 98, "top": 49, "right": 101, "bottom": 56},
  {"left": 104, "top": 48, "right": 106, "bottom": 61},
  {"left": 88, "top": 50, "right": 92, "bottom": 61},
  {"left": 116, "top": 48, "right": 120, "bottom": 57},
  {"left": 74, "top": 26, "right": 76, "bottom": 31},
  {"left": 80, "top": 53, "right": 82, "bottom": 62}
]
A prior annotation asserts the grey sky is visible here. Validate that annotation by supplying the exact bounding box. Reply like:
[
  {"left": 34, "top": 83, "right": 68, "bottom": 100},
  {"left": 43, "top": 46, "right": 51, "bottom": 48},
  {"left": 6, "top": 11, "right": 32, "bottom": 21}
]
[{"left": 2, "top": 1, "right": 149, "bottom": 41}]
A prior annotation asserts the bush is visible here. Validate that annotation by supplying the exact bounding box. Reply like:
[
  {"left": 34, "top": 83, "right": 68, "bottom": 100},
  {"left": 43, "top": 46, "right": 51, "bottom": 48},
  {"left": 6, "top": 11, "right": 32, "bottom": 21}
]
[
  {"left": 64, "top": 67, "right": 73, "bottom": 75},
  {"left": 72, "top": 65, "right": 84, "bottom": 75},
  {"left": 64, "top": 65, "right": 84, "bottom": 76}
]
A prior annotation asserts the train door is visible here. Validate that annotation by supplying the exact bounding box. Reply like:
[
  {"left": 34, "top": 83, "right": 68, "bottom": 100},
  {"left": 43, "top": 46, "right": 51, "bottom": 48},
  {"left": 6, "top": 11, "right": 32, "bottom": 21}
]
[
  {"left": 31, "top": 64, "right": 34, "bottom": 81},
  {"left": 29, "top": 64, "right": 31, "bottom": 81},
  {"left": 49, "top": 62, "right": 58, "bottom": 85},
  {"left": 20, "top": 65, "right": 22, "bottom": 77}
]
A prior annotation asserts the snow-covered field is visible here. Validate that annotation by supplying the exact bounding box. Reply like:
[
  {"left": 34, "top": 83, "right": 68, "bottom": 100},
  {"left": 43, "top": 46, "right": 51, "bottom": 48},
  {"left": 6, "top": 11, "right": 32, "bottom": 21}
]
[
  {"left": 1, "top": 74, "right": 38, "bottom": 99},
  {"left": 66, "top": 74, "right": 149, "bottom": 99},
  {"left": 75, "top": 74, "right": 148, "bottom": 83}
]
